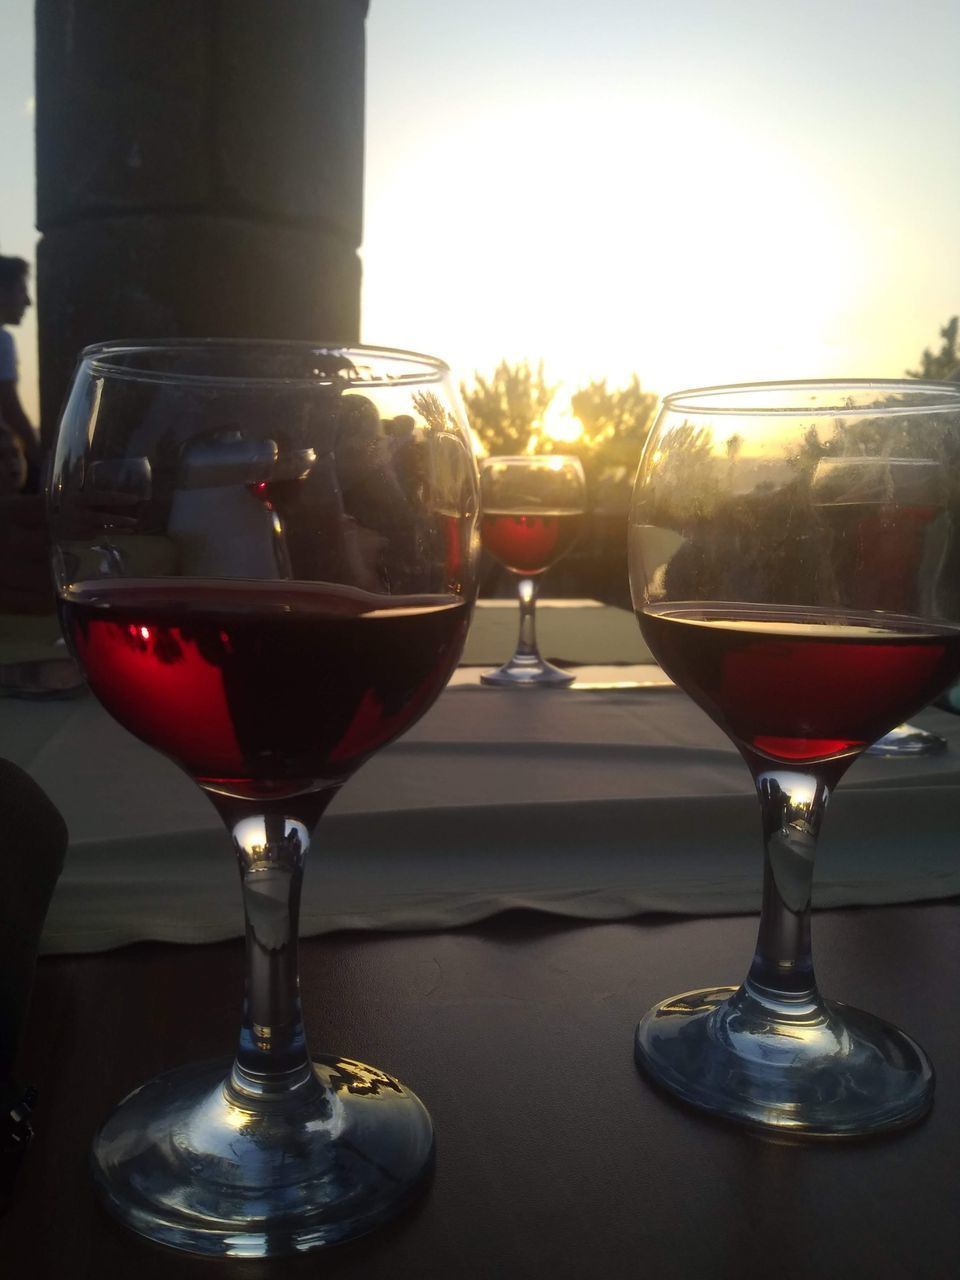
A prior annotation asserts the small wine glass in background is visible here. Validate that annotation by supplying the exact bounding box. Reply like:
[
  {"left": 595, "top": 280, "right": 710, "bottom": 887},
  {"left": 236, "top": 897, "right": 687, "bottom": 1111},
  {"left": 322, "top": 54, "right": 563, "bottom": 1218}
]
[
  {"left": 629, "top": 379, "right": 960, "bottom": 1136},
  {"left": 813, "top": 457, "right": 948, "bottom": 757},
  {"left": 479, "top": 454, "right": 586, "bottom": 687},
  {"left": 49, "top": 340, "right": 479, "bottom": 1256}
]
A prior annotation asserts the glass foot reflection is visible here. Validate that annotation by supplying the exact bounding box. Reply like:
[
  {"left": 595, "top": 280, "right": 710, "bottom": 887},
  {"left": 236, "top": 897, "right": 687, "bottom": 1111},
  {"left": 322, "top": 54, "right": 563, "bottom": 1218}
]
[
  {"left": 91, "top": 1055, "right": 435, "bottom": 1257},
  {"left": 480, "top": 654, "right": 575, "bottom": 687},
  {"left": 635, "top": 986, "right": 933, "bottom": 1137},
  {"left": 865, "top": 721, "right": 947, "bottom": 757}
]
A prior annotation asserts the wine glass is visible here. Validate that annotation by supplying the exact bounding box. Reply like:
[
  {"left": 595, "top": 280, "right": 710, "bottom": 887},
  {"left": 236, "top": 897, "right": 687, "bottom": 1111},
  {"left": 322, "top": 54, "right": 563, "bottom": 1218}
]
[
  {"left": 479, "top": 454, "right": 586, "bottom": 686},
  {"left": 628, "top": 380, "right": 960, "bottom": 1136},
  {"left": 48, "top": 340, "right": 480, "bottom": 1255}
]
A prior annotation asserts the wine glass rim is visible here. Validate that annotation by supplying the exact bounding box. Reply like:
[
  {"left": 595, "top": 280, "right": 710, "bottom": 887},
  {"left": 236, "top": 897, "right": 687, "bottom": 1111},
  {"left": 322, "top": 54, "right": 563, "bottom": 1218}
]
[
  {"left": 79, "top": 338, "right": 451, "bottom": 388},
  {"left": 661, "top": 378, "right": 960, "bottom": 417}
]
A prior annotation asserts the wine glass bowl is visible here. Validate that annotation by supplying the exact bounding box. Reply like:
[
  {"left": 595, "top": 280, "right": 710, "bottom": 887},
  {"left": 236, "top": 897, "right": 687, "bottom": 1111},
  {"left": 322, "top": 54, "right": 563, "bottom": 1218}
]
[
  {"left": 479, "top": 454, "right": 586, "bottom": 686},
  {"left": 49, "top": 341, "right": 479, "bottom": 1254},
  {"left": 629, "top": 380, "right": 960, "bottom": 1136}
]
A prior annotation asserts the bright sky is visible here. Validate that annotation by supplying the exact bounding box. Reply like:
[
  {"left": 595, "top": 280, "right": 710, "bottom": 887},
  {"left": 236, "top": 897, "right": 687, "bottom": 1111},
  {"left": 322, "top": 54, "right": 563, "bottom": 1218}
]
[{"left": 4, "top": 0, "right": 959, "bottom": 426}]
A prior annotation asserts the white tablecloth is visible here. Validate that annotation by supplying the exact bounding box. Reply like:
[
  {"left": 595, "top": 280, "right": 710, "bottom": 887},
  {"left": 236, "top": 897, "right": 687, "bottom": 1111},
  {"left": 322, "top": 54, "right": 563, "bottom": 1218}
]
[{"left": 3, "top": 641, "right": 960, "bottom": 954}]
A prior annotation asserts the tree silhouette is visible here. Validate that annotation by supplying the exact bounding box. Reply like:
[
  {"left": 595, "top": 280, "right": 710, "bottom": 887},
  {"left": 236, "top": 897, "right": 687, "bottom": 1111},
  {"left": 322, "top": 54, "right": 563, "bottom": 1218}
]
[
  {"left": 568, "top": 375, "right": 658, "bottom": 477},
  {"left": 460, "top": 362, "right": 657, "bottom": 493},
  {"left": 459, "top": 360, "right": 558, "bottom": 457},
  {"left": 907, "top": 316, "right": 960, "bottom": 380}
]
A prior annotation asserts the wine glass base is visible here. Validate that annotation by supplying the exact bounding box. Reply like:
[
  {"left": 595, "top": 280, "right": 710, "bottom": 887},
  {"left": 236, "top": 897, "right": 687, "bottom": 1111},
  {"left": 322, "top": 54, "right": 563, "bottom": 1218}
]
[
  {"left": 865, "top": 722, "right": 947, "bottom": 757},
  {"left": 635, "top": 986, "right": 934, "bottom": 1137},
  {"left": 91, "top": 1055, "right": 435, "bottom": 1258},
  {"left": 480, "top": 656, "right": 575, "bottom": 687}
]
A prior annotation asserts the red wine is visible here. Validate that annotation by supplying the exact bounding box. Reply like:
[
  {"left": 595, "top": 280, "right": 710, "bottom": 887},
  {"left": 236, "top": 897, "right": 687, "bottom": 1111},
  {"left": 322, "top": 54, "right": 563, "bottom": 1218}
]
[
  {"left": 481, "top": 510, "right": 584, "bottom": 575},
  {"left": 639, "top": 602, "right": 960, "bottom": 765},
  {"left": 61, "top": 578, "right": 470, "bottom": 799}
]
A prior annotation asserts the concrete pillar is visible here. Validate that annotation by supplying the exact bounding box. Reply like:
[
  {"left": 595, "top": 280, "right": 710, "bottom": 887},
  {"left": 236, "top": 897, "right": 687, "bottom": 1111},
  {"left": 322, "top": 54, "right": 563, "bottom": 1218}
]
[{"left": 34, "top": 0, "right": 367, "bottom": 443}]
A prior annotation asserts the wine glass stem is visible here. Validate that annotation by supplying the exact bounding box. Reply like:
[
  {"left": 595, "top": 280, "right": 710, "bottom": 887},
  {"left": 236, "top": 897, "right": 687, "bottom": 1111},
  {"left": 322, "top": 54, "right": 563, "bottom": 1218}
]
[
  {"left": 226, "top": 807, "right": 326, "bottom": 1098},
  {"left": 745, "top": 767, "right": 832, "bottom": 1005},
  {"left": 513, "top": 575, "right": 542, "bottom": 662}
]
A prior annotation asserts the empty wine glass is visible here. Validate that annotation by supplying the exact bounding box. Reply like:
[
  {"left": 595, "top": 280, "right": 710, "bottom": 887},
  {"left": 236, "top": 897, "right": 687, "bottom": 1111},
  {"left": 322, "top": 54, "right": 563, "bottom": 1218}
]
[
  {"left": 479, "top": 454, "right": 586, "bottom": 686},
  {"left": 629, "top": 380, "right": 960, "bottom": 1135},
  {"left": 49, "top": 341, "right": 479, "bottom": 1255}
]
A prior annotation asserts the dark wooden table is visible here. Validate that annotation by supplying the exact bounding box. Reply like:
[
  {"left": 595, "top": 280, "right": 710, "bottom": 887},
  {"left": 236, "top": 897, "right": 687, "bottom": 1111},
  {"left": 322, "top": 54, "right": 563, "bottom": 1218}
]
[{"left": 3, "top": 903, "right": 959, "bottom": 1279}]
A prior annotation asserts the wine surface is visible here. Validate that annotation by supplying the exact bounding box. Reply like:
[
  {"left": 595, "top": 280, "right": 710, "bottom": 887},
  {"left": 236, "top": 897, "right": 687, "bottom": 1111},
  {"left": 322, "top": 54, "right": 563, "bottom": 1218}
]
[
  {"left": 480, "top": 510, "right": 584, "bottom": 576},
  {"left": 639, "top": 602, "right": 960, "bottom": 765},
  {"left": 61, "top": 578, "right": 470, "bottom": 798}
]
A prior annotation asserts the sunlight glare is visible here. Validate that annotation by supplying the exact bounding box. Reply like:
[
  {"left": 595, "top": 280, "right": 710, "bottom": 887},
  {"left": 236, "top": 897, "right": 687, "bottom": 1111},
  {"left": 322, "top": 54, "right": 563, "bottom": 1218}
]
[
  {"left": 538, "top": 399, "right": 584, "bottom": 447},
  {"left": 362, "top": 91, "right": 882, "bottom": 394}
]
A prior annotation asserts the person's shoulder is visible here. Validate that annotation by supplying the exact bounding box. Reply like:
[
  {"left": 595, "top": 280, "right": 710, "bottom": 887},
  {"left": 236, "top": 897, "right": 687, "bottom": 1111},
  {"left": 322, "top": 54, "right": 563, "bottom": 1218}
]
[{"left": 0, "top": 328, "right": 16, "bottom": 382}]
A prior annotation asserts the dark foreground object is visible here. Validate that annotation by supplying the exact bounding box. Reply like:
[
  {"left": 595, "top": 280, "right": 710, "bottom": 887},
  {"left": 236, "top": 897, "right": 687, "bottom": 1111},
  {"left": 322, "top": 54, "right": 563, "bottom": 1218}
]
[{"left": 3, "top": 903, "right": 959, "bottom": 1278}]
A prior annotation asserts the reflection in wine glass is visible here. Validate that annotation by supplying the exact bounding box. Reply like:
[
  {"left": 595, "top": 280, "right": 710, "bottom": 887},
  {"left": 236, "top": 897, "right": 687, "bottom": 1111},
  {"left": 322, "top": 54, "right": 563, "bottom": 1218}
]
[
  {"left": 49, "top": 341, "right": 479, "bottom": 1256},
  {"left": 812, "top": 457, "right": 948, "bottom": 756},
  {"left": 479, "top": 454, "right": 586, "bottom": 687},
  {"left": 629, "top": 379, "right": 960, "bottom": 1136}
]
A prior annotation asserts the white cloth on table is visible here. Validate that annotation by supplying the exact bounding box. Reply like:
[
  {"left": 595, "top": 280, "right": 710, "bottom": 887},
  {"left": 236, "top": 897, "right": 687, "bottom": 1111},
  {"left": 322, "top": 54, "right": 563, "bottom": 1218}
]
[{"left": 2, "top": 677, "right": 959, "bottom": 955}]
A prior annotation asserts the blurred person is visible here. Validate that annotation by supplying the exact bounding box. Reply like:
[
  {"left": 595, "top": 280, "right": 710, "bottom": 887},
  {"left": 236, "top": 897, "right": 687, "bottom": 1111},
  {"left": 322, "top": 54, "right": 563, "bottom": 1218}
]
[
  {"left": 0, "top": 255, "right": 41, "bottom": 493},
  {"left": 0, "top": 426, "right": 26, "bottom": 497}
]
